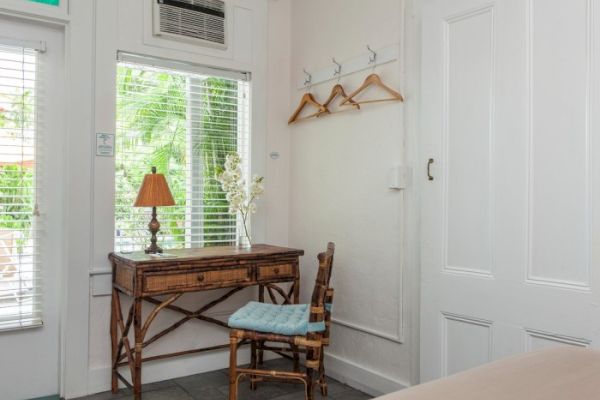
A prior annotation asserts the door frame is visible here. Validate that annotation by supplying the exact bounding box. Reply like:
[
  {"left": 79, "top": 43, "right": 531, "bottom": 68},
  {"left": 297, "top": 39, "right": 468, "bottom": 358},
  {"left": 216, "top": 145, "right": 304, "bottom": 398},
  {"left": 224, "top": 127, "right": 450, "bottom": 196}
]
[
  {"left": 402, "top": 0, "right": 425, "bottom": 387},
  {"left": 0, "top": 4, "right": 95, "bottom": 399},
  {"left": 0, "top": 10, "right": 67, "bottom": 400}
]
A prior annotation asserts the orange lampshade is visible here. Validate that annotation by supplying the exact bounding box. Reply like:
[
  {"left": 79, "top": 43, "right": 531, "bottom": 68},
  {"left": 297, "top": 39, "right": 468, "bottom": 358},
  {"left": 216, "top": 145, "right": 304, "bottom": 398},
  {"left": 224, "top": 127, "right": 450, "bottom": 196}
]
[{"left": 133, "top": 166, "right": 175, "bottom": 207}]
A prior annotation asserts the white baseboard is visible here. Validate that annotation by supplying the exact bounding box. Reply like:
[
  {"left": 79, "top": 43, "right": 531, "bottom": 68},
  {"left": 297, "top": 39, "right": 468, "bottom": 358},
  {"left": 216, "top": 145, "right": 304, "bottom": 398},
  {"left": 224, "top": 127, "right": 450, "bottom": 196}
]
[
  {"left": 86, "top": 347, "right": 283, "bottom": 398},
  {"left": 85, "top": 348, "right": 408, "bottom": 399},
  {"left": 324, "top": 353, "right": 409, "bottom": 397}
]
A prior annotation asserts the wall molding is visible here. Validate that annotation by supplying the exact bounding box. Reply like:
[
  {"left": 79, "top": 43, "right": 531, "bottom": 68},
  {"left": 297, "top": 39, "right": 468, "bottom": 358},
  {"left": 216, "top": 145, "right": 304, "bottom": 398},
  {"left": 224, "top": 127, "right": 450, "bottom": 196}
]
[
  {"left": 329, "top": 241, "right": 404, "bottom": 344},
  {"left": 332, "top": 317, "right": 404, "bottom": 344},
  {"left": 525, "top": 328, "right": 591, "bottom": 350},
  {"left": 324, "top": 352, "right": 408, "bottom": 397}
]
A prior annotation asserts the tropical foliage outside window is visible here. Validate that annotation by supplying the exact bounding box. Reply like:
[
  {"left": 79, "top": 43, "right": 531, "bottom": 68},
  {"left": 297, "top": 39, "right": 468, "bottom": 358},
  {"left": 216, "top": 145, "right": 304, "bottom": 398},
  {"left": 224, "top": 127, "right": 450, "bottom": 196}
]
[
  {"left": 115, "top": 62, "right": 249, "bottom": 251},
  {"left": 0, "top": 44, "right": 40, "bottom": 329}
]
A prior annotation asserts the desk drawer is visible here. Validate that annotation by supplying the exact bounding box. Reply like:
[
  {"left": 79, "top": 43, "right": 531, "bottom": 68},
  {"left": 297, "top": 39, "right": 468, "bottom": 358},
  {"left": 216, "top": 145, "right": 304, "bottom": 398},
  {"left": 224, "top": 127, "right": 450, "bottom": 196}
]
[
  {"left": 257, "top": 263, "right": 295, "bottom": 281},
  {"left": 144, "top": 267, "right": 251, "bottom": 292}
]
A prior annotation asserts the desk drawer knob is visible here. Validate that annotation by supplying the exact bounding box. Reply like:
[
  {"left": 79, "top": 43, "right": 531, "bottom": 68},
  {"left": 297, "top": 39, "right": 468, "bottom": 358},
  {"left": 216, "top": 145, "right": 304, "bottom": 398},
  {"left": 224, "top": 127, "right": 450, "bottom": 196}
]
[
  {"left": 274, "top": 267, "right": 280, "bottom": 274},
  {"left": 197, "top": 273, "right": 205, "bottom": 282}
]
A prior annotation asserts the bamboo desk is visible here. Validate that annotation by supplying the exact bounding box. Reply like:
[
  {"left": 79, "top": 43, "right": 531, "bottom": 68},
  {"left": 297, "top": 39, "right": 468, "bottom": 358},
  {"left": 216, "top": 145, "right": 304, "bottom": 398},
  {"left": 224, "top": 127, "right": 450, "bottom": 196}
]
[{"left": 109, "top": 244, "right": 304, "bottom": 400}]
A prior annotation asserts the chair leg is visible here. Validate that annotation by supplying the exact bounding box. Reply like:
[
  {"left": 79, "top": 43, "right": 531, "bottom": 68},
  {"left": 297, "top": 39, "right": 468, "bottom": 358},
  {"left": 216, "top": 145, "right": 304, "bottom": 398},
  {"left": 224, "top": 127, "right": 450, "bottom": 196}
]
[
  {"left": 258, "top": 339, "right": 265, "bottom": 365},
  {"left": 292, "top": 343, "right": 300, "bottom": 372},
  {"left": 318, "top": 347, "right": 327, "bottom": 396},
  {"left": 229, "top": 335, "right": 238, "bottom": 400},
  {"left": 250, "top": 340, "right": 257, "bottom": 390},
  {"left": 305, "top": 366, "right": 314, "bottom": 400}
]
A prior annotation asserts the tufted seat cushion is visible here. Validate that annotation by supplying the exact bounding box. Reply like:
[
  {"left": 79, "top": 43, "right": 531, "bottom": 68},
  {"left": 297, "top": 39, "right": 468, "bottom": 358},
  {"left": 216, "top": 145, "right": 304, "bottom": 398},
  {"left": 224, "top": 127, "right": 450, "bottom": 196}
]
[{"left": 228, "top": 301, "right": 326, "bottom": 336}]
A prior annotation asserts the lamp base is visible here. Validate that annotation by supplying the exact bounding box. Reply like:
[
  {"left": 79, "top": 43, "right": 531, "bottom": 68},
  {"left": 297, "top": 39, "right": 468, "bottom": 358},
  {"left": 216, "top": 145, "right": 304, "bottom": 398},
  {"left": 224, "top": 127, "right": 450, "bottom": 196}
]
[
  {"left": 144, "top": 207, "right": 163, "bottom": 254},
  {"left": 144, "top": 243, "right": 163, "bottom": 254}
]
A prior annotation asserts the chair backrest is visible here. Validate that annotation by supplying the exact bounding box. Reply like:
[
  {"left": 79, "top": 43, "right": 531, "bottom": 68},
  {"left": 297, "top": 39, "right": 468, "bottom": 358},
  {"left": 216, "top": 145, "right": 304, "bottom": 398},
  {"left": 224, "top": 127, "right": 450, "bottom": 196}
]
[{"left": 308, "top": 242, "right": 335, "bottom": 334}]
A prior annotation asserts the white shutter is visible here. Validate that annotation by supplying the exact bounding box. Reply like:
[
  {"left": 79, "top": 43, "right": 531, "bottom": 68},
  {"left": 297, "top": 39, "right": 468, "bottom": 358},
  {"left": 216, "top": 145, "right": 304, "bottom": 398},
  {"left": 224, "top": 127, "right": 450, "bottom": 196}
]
[
  {"left": 0, "top": 43, "right": 42, "bottom": 330},
  {"left": 115, "top": 59, "right": 250, "bottom": 251}
]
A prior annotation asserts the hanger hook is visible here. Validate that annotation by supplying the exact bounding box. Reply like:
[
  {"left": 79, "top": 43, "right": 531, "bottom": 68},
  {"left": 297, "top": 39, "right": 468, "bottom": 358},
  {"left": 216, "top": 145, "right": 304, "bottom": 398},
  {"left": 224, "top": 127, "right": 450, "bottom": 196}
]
[
  {"left": 303, "top": 68, "right": 312, "bottom": 89},
  {"left": 332, "top": 57, "right": 342, "bottom": 78},
  {"left": 367, "top": 45, "right": 377, "bottom": 64}
]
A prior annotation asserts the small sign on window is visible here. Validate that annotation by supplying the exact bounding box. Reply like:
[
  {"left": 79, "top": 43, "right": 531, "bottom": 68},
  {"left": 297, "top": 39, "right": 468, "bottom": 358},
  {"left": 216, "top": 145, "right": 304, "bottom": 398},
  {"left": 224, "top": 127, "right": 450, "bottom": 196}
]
[{"left": 96, "top": 133, "right": 115, "bottom": 157}]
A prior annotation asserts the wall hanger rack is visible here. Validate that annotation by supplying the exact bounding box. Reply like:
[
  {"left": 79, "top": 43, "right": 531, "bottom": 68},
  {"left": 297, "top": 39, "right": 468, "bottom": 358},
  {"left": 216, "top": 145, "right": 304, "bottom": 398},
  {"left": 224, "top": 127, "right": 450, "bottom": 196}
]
[{"left": 295, "top": 43, "right": 399, "bottom": 90}]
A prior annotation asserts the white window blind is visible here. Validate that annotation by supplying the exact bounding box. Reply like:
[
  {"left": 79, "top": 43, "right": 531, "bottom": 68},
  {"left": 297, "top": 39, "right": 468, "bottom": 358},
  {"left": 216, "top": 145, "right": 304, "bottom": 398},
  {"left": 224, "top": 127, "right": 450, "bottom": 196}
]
[
  {"left": 115, "top": 60, "right": 250, "bottom": 251},
  {"left": 0, "top": 43, "right": 42, "bottom": 330}
]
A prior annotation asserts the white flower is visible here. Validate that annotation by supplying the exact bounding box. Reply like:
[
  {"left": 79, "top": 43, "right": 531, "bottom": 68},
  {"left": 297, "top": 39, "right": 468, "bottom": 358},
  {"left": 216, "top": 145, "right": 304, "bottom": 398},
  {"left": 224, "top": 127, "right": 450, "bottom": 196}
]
[
  {"left": 217, "top": 153, "right": 265, "bottom": 237},
  {"left": 250, "top": 175, "right": 265, "bottom": 197}
]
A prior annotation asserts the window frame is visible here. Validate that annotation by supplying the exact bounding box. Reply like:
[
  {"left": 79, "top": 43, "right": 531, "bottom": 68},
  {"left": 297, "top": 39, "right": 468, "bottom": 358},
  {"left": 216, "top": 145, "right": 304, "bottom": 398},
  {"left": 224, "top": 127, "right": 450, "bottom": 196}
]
[{"left": 114, "top": 57, "right": 251, "bottom": 252}]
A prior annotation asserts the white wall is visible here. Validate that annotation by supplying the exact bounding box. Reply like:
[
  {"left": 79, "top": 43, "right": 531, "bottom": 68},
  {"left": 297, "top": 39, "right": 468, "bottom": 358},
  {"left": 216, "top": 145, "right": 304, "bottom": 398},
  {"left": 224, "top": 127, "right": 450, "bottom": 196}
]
[
  {"left": 278, "top": 0, "right": 419, "bottom": 395},
  {"left": 265, "top": 0, "right": 291, "bottom": 245}
]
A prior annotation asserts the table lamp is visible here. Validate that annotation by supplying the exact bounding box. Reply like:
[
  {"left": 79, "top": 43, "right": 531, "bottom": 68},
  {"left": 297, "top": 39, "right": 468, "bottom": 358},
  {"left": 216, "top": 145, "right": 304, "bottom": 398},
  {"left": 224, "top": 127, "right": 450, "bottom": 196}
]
[{"left": 134, "top": 166, "right": 175, "bottom": 254}]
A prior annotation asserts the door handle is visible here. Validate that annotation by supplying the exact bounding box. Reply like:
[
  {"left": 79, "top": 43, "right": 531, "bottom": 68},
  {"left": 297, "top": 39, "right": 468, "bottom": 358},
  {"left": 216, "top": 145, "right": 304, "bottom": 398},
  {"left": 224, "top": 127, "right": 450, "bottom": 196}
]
[{"left": 427, "top": 158, "right": 434, "bottom": 181}]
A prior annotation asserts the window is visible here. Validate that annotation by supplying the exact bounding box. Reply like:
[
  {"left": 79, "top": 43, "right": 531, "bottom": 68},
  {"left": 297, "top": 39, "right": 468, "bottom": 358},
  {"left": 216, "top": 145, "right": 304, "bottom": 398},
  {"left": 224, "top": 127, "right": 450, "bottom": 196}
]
[
  {"left": 0, "top": 43, "right": 41, "bottom": 330},
  {"left": 115, "top": 57, "right": 250, "bottom": 251}
]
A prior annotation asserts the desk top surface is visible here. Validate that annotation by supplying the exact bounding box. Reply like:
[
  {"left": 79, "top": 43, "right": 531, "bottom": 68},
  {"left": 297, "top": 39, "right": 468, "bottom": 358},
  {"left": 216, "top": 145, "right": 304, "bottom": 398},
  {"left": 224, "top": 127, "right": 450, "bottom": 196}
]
[{"left": 109, "top": 244, "right": 304, "bottom": 266}]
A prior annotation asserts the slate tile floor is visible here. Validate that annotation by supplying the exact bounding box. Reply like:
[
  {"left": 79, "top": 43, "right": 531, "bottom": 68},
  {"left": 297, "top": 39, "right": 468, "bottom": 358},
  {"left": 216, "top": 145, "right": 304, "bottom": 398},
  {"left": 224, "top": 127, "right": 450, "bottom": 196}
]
[{"left": 76, "top": 358, "right": 372, "bottom": 400}]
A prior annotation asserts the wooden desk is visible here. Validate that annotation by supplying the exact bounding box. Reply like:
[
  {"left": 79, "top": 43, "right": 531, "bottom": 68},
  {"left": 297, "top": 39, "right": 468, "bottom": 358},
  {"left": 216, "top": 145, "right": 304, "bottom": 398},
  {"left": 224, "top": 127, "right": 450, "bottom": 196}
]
[{"left": 109, "top": 244, "right": 304, "bottom": 400}]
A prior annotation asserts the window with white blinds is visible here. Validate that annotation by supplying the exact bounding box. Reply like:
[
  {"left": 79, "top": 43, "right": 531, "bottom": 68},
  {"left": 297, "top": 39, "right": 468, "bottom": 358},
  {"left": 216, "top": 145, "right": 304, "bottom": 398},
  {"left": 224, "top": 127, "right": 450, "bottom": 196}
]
[
  {"left": 115, "top": 60, "right": 250, "bottom": 251},
  {"left": 0, "top": 43, "right": 42, "bottom": 330}
]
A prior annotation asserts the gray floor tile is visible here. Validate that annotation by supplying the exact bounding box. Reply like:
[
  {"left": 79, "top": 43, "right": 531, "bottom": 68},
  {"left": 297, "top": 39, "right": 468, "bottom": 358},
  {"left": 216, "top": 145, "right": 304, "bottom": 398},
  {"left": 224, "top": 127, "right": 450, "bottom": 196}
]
[
  {"left": 331, "top": 388, "right": 372, "bottom": 400},
  {"left": 326, "top": 380, "right": 355, "bottom": 395},
  {"left": 218, "top": 380, "right": 289, "bottom": 400},
  {"left": 73, "top": 390, "right": 130, "bottom": 400},
  {"left": 126, "top": 386, "right": 193, "bottom": 400},
  {"left": 74, "top": 357, "right": 372, "bottom": 400},
  {"left": 180, "top": 385, "right": 227, "bottom": 400},
  {"left": 142, "top": 380, "right": 179, "bottom": 392},
  {"left": 175, "top": 370, "right": 230, "bottom": 390},
  {"left": 269, "top": 391, "right": 309, "bottom": 400}
]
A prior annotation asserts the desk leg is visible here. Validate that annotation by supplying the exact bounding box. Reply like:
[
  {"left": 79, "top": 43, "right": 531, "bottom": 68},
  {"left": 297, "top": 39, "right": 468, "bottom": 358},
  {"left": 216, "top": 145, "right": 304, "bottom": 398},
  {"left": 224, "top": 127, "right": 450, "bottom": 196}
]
[
  {"left": 133, "top": 298, "right": 143, "bottom": 400},
  {"left": 110, "top": 288, "right": 118, "bottom": 393}
]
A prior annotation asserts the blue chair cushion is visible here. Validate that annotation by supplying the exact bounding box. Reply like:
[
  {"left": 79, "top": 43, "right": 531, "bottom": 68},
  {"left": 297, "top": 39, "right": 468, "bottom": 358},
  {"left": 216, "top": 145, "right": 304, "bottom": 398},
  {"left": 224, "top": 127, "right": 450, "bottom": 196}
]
[{"left": 228, "top": 301, "right": 326, "bottom": 336}]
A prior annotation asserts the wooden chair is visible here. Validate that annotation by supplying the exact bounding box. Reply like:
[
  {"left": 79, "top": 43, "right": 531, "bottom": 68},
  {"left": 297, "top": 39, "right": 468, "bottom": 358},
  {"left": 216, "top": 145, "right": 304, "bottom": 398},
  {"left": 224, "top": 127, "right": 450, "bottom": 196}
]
[{"left": 228, "top": 242, "right": 335, "bottom": 400}]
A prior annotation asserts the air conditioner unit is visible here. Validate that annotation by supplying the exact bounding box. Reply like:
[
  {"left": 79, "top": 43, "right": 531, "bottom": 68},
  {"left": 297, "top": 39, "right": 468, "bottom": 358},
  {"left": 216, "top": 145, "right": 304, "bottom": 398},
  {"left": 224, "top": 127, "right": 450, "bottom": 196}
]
[{"left": 153, "top": 0, "right": 227, "bottom": 49}]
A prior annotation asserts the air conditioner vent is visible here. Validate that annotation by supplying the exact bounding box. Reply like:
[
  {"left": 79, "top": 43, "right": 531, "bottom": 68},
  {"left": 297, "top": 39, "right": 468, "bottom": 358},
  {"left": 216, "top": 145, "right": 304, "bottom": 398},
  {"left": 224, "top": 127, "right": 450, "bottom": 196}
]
[{"left": 154, "top": 0, "right": 226, "bottom": 48}]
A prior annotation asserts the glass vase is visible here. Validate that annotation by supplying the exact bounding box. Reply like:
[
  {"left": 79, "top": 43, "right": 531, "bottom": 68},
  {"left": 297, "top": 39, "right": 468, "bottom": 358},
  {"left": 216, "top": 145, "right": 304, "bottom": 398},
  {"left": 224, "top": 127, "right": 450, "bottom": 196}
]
[{"left": 238, "top": 234, "right": 252, "bottom": 249}]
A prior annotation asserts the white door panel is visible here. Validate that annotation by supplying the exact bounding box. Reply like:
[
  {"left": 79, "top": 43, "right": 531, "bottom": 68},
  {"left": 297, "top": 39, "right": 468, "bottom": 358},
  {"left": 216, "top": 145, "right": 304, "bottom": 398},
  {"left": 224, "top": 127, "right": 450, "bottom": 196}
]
[
  {"left": 420, "top": 0, "right": 600, "bottom": 382},
  {"left": 0, "top": 17, "right": 64, "bottom": 399}
]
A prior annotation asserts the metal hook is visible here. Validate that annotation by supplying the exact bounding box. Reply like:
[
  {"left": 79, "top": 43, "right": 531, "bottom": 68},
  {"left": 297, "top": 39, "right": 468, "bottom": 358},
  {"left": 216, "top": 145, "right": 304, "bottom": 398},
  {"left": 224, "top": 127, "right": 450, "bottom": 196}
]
[
  {"left": 367, "top": 45, "right": 377, "bottom": 64},
  {"left": 332, "top": 57, "right": 342, "bottom": 77},
  {"left": 303, "top": 68, "right": 312, "bottom": 88}
]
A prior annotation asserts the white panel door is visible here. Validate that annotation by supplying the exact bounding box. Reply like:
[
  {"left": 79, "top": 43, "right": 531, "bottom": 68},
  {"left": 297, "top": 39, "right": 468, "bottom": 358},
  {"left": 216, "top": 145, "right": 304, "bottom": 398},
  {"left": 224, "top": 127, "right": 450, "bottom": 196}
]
[
  {"left": 420, "top": 0, "right": 600, "bottom": 381},
  {"left": 0, "top": 17, "right": 65, "bottom": 399}
]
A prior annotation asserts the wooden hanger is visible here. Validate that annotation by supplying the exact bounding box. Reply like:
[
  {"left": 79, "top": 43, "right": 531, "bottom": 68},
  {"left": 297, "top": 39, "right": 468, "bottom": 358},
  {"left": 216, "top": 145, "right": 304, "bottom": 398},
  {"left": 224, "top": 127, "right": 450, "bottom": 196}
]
[
  {"left": 340, "top": 73, "right": 404, "bottom": 106},
  {"left": 317, "top": 83, "right": 360, "bottom": 117},
  {"left": 288, "top": 92, "right": 328, "bottom": 124}
]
